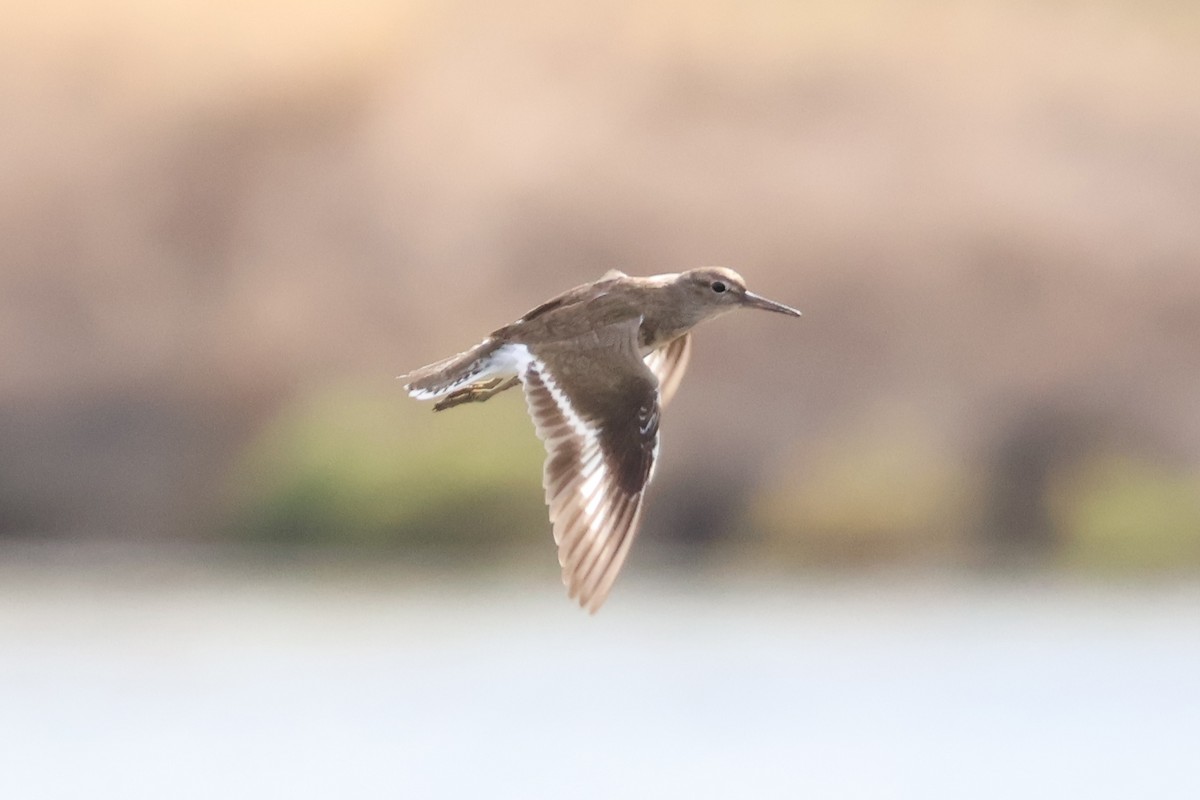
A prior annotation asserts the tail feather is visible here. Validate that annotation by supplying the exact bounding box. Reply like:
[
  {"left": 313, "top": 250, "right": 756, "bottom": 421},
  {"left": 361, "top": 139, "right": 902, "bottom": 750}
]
[{"left": 401, "top": 338, "right": 504, "bottom": 400}]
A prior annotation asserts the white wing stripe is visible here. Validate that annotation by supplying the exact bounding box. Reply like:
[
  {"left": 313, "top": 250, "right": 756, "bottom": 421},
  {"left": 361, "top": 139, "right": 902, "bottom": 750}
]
[{"left": 535, "top": 358, "right": 597, "bottom": 445}]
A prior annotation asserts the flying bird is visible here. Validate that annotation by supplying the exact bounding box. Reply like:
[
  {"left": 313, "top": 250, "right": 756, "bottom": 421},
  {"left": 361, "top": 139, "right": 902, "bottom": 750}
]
[{"left": 401, "top": 267, "right": 801, "bottom": 612}]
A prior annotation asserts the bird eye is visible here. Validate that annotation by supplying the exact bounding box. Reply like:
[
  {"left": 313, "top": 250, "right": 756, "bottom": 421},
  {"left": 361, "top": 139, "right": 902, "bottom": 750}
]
[{"left": 711, "top": 281, "right": 727, "bottom": 293}]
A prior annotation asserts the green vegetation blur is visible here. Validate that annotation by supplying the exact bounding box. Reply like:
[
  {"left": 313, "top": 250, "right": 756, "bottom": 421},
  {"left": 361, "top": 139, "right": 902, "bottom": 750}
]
[
  {"left": 224, "top": 384, "right": 1200, "bottom": 572},
  {"left": 228, "top": 386, "right": 547, "bottom": 555}
]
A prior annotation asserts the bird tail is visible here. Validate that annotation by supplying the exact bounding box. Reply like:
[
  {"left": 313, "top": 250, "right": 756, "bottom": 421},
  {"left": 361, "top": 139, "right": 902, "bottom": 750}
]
[{"left": 401, "top": 337, "right": 510, "bottom": 400}]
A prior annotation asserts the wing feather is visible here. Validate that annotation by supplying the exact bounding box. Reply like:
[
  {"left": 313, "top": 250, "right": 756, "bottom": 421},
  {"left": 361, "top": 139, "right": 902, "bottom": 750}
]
[
  {"left": 642, "top": 333, "right": 692, "bottom": 408},
  {"left": 519, "top": 322, "right": 660, "bottom": 612}
]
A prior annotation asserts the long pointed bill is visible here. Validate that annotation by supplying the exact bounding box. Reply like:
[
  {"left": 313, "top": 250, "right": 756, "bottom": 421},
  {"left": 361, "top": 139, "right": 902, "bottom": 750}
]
[{"left": 742, "top": 291, "right": 802, "bottom": 317}]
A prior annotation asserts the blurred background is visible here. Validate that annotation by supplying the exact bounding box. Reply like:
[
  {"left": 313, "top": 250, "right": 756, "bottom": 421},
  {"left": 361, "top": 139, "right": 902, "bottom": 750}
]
[{"left": 2, "top": 1, "right": 1199, "bottom": 797}]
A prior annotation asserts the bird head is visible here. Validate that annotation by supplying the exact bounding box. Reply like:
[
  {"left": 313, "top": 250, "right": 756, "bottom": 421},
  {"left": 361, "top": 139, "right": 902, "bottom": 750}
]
[{"left": 676, "top": 267, "right": 802, "bottom": 321}]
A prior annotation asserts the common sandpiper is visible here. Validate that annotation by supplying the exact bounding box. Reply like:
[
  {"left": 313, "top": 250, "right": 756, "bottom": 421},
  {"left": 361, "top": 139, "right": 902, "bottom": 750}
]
[{"left": 401, "top": 267, "right": 801, "bottom": 612}]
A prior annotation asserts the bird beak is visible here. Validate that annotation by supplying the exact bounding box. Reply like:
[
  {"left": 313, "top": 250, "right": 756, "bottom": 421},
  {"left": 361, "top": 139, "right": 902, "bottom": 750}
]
[{"left": 741, "top": 291, "right": 802, "bottom": 317}]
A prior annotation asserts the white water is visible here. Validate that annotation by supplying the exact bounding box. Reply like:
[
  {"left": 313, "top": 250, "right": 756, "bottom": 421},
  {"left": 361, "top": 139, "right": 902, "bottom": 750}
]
[{"left": 1, "top": 560, "right": 1197, "bottom": 799}]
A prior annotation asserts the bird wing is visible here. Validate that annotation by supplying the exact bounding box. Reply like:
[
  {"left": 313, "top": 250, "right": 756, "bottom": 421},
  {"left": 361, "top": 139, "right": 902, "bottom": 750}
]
[
  {"left": 642, "top": 333, "right": 692, "bottom": 408},
  {"left": 520, "top": 320, "right": 660, "bottom": 612}
]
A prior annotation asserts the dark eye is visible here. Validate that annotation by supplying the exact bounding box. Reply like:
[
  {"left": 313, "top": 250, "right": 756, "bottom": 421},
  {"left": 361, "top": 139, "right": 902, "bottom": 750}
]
[{"left": 711, "top": 280, "right": 727, "bottom": 293}]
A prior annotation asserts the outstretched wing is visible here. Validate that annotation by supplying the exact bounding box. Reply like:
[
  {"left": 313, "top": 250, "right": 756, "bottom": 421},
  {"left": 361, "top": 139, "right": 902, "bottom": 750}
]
[
  {"left": 519, "top": 320, "right": 660, "bottom": 612},
  {"left": 642, "top": 333, "right": 692, "bottom": 408}
]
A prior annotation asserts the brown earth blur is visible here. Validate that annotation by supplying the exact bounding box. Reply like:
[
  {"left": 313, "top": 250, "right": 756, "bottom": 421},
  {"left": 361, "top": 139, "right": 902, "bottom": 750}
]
[{"left": 3, "top": 0, "right": 1198, "bottom": 570}]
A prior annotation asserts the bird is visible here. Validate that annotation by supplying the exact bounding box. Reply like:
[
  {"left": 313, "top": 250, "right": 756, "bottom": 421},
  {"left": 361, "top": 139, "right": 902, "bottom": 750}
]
[{"left": 400, "top": 267, "right": 801, "bottom": 612}]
